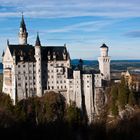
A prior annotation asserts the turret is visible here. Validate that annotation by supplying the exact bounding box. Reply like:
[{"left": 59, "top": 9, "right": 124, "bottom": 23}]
[
  {"left": 98, "top": 43, "right": 110, "bottom": 81},
  {"left": 100, "top": 43, "right": 108, "bottom": 57},
  {"left": 35, "top": 33, "right": 42, "bottom": 96},
  {"left": 53, "top": 51, "right": 56, "bottom": 60},
  {"left": 63, "top": 48, "right": 67, "bottom": 60},
  {"left": 48, "top": 51, "right": 51, "bottom": 60},
  {"left": 18, "top": 14, "right": 28, "bottom": 45}
]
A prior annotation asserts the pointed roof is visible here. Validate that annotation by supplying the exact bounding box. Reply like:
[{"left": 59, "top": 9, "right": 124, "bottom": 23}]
[
  {"left": 100, "top": 43, "right": 108, "bottom": 48},
  {"left": 7, "top": 39, "right": 9, "bottom": 46},
  {"left": 35, "top": 33, "right": 41, "bottom": 46},
  {"left": 2, "top": 51, "right": 5, "bottom": 57},
  {"left": 20, "top": 14, "right": 27, "bottom": 31}
]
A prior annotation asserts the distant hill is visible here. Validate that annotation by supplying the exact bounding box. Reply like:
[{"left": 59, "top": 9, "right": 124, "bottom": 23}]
[
  {"left": 0, "top": 60, "right": 140, "bottom": 72},
  {"left": 71, "top": 59, "right": 140, "bottom": 71}
]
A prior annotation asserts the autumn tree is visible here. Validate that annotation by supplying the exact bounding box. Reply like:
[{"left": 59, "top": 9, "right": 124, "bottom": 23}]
[
  {"left": 118, "top": 77, "right": 130, "bottom": 109},
  {"left": 41, "top": 91, "right": 65, "bottom": 123}
]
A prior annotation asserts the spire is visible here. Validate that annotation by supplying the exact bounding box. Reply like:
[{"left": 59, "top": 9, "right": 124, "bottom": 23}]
[
  {"left": 20, "top": 13, "right": 26, "bottom": 31},
  {"left": 35, "top": 32, "right": 41, "bottom": 46},
  {"left": 19, "top": 13, "right": 28, "bottom": 45},
  {"left": 7, "top": 39, "right": 9, "bottom": 46},
  {"left": 2, "top": 51, "right": 5, "bottom": 57},
  {"left": 100, "top": 43, "right": 108, "bottom": 48}
]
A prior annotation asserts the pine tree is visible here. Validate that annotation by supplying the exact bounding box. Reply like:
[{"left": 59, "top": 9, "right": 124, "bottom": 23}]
[
  {"left": 128, "top": 91, "right": 136, "bottom": 107},
  {"left": 118, "top": 76, "right": 130, "bottom": 109}
]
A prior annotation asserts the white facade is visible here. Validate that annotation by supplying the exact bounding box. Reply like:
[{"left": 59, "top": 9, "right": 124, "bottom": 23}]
[
  {"left": 98, "top": 44, "right": 110, "bottom": 81},
  {"left": 2, "top": 16, "right": 111, "bottom": 123}
]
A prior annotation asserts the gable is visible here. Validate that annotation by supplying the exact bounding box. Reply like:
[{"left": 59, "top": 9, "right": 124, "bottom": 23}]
[{"left": 3, "top": 46, "right": 13, "bottom": 63}]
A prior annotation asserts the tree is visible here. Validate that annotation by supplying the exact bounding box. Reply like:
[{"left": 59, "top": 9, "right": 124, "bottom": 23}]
[
  {"left": 111, "top": 85, "right": 118, "bottom": 101},
  {"left": 41, "top": 91, "right": 65, "bottom": 123},
  {"left": 118, "top": 77, "right": 130, "bottom": 109},
  {"left": 65, "top": 102, "right": 82, "bottom": 124},
  {"left": 128, "top": 91, "right": 136, "bottom": 107},
  {"left": 110, "top": 101, "right": 118, "bottom": 116},
  {"left": 0, "top": 93, "right": 13, "bottom": 110}
]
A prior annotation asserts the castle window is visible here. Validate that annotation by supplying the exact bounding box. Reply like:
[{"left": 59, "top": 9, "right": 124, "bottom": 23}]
[
  {"left": 18, "top": 83, "right": 21, "bottom": 87},
  {"left": 57, "top": 86, "right": 59, "bottom": 89},
  {"left": 64, "top": 80, "right": 66, "bottom": 83},
  {"left": 51, "top": 70, "right": 53, "bottom": 72},
  {"left": 48, "top": 86, "right": 50, "bottom": 90},
  {"left": 61, "top": 86, "right": 63, "bottom": 89},
  {"left": 57, "top": 81, "right": 59, "bottom": 84},
  {"left": 60, "top": 81, "right": 62, "bottom": 83},
  {"left": 87, "top": 81, "right": 89, "bottom": 83},
  {"left": 52, "top": 86, "right": 54, "bottom": 89},
  {"left": 18, "top": 77, "right": 21, "bottom": 80},
  {"left": 18, "top": 65, "right": 20, "bottom": 68},
  {"left": 65, "top": 86, "right": 66, "bottom": 89},
  {"left": 18, "top": 71, "right": 20, "bottom": 74},
  {"left": 23, "top": 65, "right": 25, "bottom": 67},
  {"left": 25, "top": 77, "right": 27, "bottom": 80},
  {"left": 51, "top": 75, "right": 53, "bottom": 78}
]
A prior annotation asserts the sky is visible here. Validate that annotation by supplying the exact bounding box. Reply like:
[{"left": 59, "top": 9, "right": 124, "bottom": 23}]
[{"left": 0, "top": 0, "right": 140, "bottom": 60}]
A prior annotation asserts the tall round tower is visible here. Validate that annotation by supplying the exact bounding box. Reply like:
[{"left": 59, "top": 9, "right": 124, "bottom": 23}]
[
  {"left": 98, "top": 44, "right": 110, "bottom": 81},
  {"left": 18, "top": 14, "right": 28, "bottom": 45},
  {"left": 35, "top": 33, "right": 42, "bottom": 96}
]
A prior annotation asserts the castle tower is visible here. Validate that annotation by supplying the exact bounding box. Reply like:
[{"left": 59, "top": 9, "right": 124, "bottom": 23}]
[
  {"left": 18, "top": 14, "right": 28, "bottom": 45},
  {"left": 98, "top": 44, "right": 110, "bottom": 81},
  {"left": 35, "top": 33, "right": 42, "bottom": 96}
]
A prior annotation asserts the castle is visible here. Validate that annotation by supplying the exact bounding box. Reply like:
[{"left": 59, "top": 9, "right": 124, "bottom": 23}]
[{"left": 2, "top": 15, "right": 110, "bottom": 123}]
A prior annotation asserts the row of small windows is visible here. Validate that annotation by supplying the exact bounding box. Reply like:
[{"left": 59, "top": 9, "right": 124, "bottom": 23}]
[
  {"left": 50, "top": 63, "right": 64, "bottom": 67},
  {"left": 18, "top": 70, "right": 36, "bottom": 74},
  {"left": 18, "top": 64, "right": 36, "bottom": 68},
  {"left": 18, "top": 82, "right": 36, "bottom": 86},
  {"left": 48, "top": 80, "right": 66, "bottom": 84},
  {"left": 48, "top": 86, "right": 66, "bottom": 90},
  {"left": 48, "top": 69, "right": 63, "bottom": 73},
  {"left": 48, "top": 74, "right": 66, "bottom": 78},
  {"left": 103, "top": 59, "right": 109, "bottom": 62},
  {"left": 18, "top": 76, "right": 36, "bottom": 80}
]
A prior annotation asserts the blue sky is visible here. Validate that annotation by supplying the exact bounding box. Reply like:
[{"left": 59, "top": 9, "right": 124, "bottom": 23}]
[{"left": 0, "top": 0, "right": 140, "bottom": 60}]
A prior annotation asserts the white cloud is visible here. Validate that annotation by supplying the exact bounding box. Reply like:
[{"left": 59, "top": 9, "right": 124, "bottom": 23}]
[{"left": 0, "top": 0, "right": 140, "bottom": 18}]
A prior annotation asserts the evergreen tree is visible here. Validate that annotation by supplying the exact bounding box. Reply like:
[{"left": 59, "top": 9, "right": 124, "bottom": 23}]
[
  {"left": 111, "top": 85, "right": 118, "bottom": 101},
  {"left": 65, "top": 102, "right": 82, "bottom": 124},
  {"left": 118, "top": 76, "right": 130, "bottom": 109},
  {"left": 110, "top": 101, "right": 118, "bottom": 116},
  {"left": 42, "top": 91, "right": 65, "bottom": 123},
  {"left": 128, "top": 91, "right": 136, "bottom": 107}
]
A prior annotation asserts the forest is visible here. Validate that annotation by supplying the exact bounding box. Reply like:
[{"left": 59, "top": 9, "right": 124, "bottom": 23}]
[{"left": 0, "top": 82, "right": 140, "bottom": 140}]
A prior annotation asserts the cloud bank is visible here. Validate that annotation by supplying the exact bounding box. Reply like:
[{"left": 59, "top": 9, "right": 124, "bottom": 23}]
[{"left": 0, "top": 0, "right": 140, "bottom": 18}]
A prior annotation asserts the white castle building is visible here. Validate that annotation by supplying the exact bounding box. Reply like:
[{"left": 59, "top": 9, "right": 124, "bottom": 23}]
[{"left": 2, "top": 16, "right": 110, "bottom": 123}]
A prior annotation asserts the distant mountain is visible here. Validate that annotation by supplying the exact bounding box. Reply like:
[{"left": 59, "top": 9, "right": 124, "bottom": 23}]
[
  {"left": 71, "top": 59, "right": 98, "bottom": 66},
  {"left": 0, "top": 60, "right": 140, "bottom": 72},
  {"left": 71, "top": 59, "right": 140, "bottom": 71}
]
